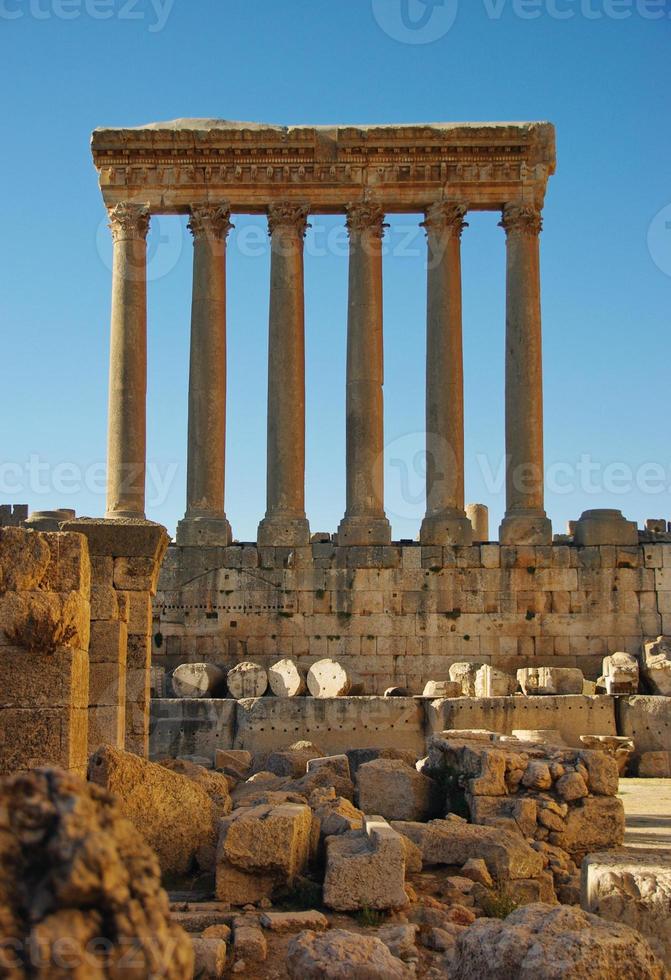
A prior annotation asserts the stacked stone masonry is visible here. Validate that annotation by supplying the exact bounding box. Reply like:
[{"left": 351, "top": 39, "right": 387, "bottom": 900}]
[{"left": 153, "top": 541, "right": 670, "bottom": 694}]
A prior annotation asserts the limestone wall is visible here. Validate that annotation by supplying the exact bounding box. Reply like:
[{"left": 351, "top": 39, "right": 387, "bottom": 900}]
[
  {"left": 0, "top": 527, "right": 91, "bottom": 776},
  {"left": 153, "top": 541, "right": 669, "bottom": 693}
]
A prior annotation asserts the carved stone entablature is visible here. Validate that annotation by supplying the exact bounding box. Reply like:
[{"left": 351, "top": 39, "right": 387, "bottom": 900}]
[
  {"left": 500, "top": 203, "right": 543, "bottom": 237},
  {"left": 92, "top": 120, "right": 556, "bottom": 213},
  {"left": 107, "top": 201, "right": 150, "bottom": 242},
  {"left": 267, "top": 203, "right": 310, "bottom": 238},
  {"left": 422, "top": 202, "right": 469, "bottom": 240},
  {"left": 187, "top": 204, "right": 233, "bottom": 241}
]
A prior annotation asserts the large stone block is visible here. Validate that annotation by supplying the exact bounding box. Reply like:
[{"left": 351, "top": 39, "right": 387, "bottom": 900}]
[
  {"left": 562, "top": 796, "right": 625, "bottom": 858},
  {"left": 517, "top": 666, "right": 584, "bottom": 696},
  {"left": 641, "top": 637, "right": 671, "bottom": 695},
  {"left": 0, "top": 644, "right": 88, "bottom": 709},
  {"left": 617, "top": 696, "right": 671, "bottom": 755},
  {"left": 287, "top": 929, "right": 411, "bottom": 979},
  {"left": 0, "top": 526, "right": 51, "bottom": 591},
  {"left": 450, "top": 903, "right": 665, "bottom": 979},
  {"left": 426, "top": 695, "right": 617, "bottom": 747},
  {"left": 62, "top": 517, "right": 169, "bottom": 563},
  {"left": 0, "top": 705, "right": 88, "bottom": 775},
  {"left": 356, "top": 758, "right": 437, "bottom": 821},
  {"left": 582, "top": 847, "right": 671, "bottom": 966},
  {"left": 392, "top": 817, "right": 543, "bottom": 882},
  {"left": 88, "top": 745, "right": 222, "bottom": 875},
  {"left": 215, "top": 802, "right": 312, "bottom": 904},
  {"left": 234, "top": 697, "right": 425, "bottom": 756},
  {"left": 149, "top": 698, "right": 236, "bottom": 761},
  {"left": 323, "top": 816, "right": 408, "bottom": 911}
]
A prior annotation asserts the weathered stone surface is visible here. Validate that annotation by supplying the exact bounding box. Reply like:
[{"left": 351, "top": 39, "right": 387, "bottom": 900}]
[
  {"left": 449, "top": 662, "right": 482, "bottom": 696},
  {"left": 159, "top": 757, "right": 232, "bottom": 813},
  {"left": 172, "top": 661, "right": 226, "bottom": 698},
  {"left": 215, "top": 748, "right": 253, "bottom": 779},
  {"left": 618, "top": 696, "right": 671, "bottom": 756},
  {"left": 392, "top": 818, "right": 543, "bottom": 882},
  {"left": 602, "top": 651, "right": 639, "bottom": 695},
  {"left": 307, "top": 659, "right": 356, "bottom": 697},
  {"left": 562, "top": 796, "right": 625, "bottom": 858},
  {"left": 268, "top": 657, "right": 307, "bottom": 697},
  {"left": 287, "top": 928, "right": 411, "bottom": 979},
  {"left": 323, "top": 816, "right": 408, "bottom": 911},
  {"left": 572, "top": 509, "right": 639, "bottom": 547},
  {"left": 227, "top": 661, "right": 268, "bottom": 698},
  {"left": 580, "top": 748, "right": 619, "bottom": 796},
  {"left": 377, "top": 923, "right": 419, "bottom": 961},
  {"left": 314, "top": 795, "right": 364, "bottom": 839},
  {"left": 475, "top": 665, "right": 517, "bottom": 697},
  {"left": 233, "top": 916, "right": 268, "bottom": 963},
  {"left": 0, "top": 526, "right": 51, "bottom": 591},
  {"left": 579, "top": 735, "right": 635, "bottom": 776},
  {"left": 451, "top": 902, "right": 666, "bottom": 979},
  {"left": 88, "top": 745, "right": 220, "bottom": 874},
  {"left": 266, "top": 741, "right": 324, "bottom": 778},
  {"left": 356, "top": 758, "right": 437, "bottom": 821},
  {"left": 150, "top": 698, "right": 236, "bottom": 761},
  {"left": 260, "top": 910, "right": 329, "bottom": 932},
  {"left": 642, "top": 637, "right": 671, "bottom": 696},
  {"left": 216, "top": 802, "right": 312, "bottom": 904},
  {"left": 307, "top": 754, "right": 351, "bottom": 780},
  {"left": 0, "top": 768, "right": 193, "bottom": 978},
  {"left": 462, "top": 857, "right": 494, "bottom": 888},
  {"left": 582, "top": 847, "right": 671, "bottom": 966},
  {"left": 192, "top": 937, "right": 227, "bottom": 978},
  {"left": 517, "top": 666, "right": 584, "bottom": 696},
  {"left": 422, "top": 680, "right": 462, "bottom": 698},
  {"left": 639, "top": 751, "right": 671, "bottom": 778}
]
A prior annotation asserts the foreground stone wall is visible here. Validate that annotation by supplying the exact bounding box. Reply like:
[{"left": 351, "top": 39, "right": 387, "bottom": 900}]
[
  {"left": 154, "top": 541, "right": 669, "bottom": 693},
  {"left": 0, "top": 527, "right": 90, "bottom": 775}
]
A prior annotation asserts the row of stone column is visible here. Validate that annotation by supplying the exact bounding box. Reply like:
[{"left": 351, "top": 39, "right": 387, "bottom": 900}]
[{"left": 105, "top": 199, "right": 551, "bottom": 547}]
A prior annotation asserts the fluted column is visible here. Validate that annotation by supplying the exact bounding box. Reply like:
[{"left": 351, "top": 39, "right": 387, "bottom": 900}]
[
  {"left": 177, "top": 205, "right": 233, "bottom": 547},
  {"left": 420, "top": 202, "right": 473, "bottom": 547},
  {"left": 337, "top": 204, "right": 391, "bottom": 546},
  {"left": 499, "top": 203, "right": 552, "bottom": 545},
  {"left": 257, "top": 203, "right": 311, "bottom": 547},
  {"left": 106, "top": 202, "right": 150, "bottom": 519}
]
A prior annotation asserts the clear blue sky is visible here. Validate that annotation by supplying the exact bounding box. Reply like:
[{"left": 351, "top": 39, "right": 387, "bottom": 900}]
[{"left": 0, "top": 0, "right": 669, "bottom": 541}]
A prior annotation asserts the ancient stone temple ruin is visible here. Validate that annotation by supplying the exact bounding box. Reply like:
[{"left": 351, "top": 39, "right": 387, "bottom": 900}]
[{"left": 1, "top": 119, "right": 671, "bottom": 979}]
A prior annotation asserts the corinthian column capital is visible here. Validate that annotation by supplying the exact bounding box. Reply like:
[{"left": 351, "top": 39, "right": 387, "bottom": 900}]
[
  {"left": 188, "top": 204, "right": 234, "bottom": 242},
  {"left": 422, "top": 201, "right": 469, "bottom": 239},
  {"left": 346, "top": 203, "right": 387, "bottom": 238},
  {"left": 267, "top": 203, "right": 310, "bottom": 238},
  {"left": 108, "top": 201, "right": 151, "bottom": 243},
  {"left": 500, "top": 203, "right": 543, "bottom": 237}
]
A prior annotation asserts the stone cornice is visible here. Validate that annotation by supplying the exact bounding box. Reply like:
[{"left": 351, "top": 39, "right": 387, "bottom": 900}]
[{"left": 91, "top": 121, "right": 556, "bottom": 214}]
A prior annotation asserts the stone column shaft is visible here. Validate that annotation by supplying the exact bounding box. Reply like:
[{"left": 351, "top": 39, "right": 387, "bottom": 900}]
[
  {"left": 177, "top": 205, "right": 233, "bottom": 547},
  {"left": 337, "top": 204, "right": 391, "bottom": 546},
  {"left": 257, "top": 204, "right": 310, "bottom": 547},
  {"left": 499, "top": 204, "right": 552, "bottom": 545},
  {"left": 420, "top": 203, "right": 473, "bottom": 546},
  {"left": 106, "top": 202, "right": 150, "bottom": 519}
]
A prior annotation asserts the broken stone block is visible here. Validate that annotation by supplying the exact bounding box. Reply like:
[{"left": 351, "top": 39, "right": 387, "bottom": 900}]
[
  {"left": 602, "top": 651, "right": 639, "bottom": 695},
  {"left": 512, "top": 729, "right": 566, "bottom": 746},
  {"left": 323, "top": 816, "right": 408, "bottom": 911},
  {"left": 226, "top": 661, "right": 268, "bottom": 698},
  {"left": 449, "top": 662, "right": 482, "bottom": 696},
  {"left": 392, "top": 818, "right": 544, "bottom": 883},
  {"left": 88, "top": 745, "right": 220, "bottom": 875},
  {"left": 306, "top": 658, "right": 358, "bottom": 697},
  {"left": 216, "top": 803, "right": 312, "bottom": 904},
  {"left": 579, "top": 735, "right": 635, "bottom": 776},
  {"left": 475, "top": 665, "right": 517, "bottom": 697},
  {"left": 641, "top": 637, "right": 671, "bottom": 696},
  {"left": 158, "top": 758, "right": 232, "bottom": 814},
  {"left": 579, "top": 749, "right": 620, "bottom": 795},
  {"left": 0, "top": 526, "right": 51, "bottom": 591},
  {"left": 215, "top": 749, "right": 253, "bottom": 781},
  {"left": 287, "top": 929, "right": 411, "bottom": 979},
  {"left": 422, "top": 679, "right": 462, "bottom": 698},
  {"left": 572, "top": 509, "right": 639, "bottom": 547},
  {"left": 233, "top": 916, "right": 267, "bottom": 963},
  {"left": 266, "top": 741, "right": 324, "bottom": 778},
  {"left": 639, "top": 751, "right": 671, "bottom": 778},
  {"left": 260, "top": 910, "right": 329, "bottom": 932},
  {"left": 0, "top": 768, "right": 194, "bottom": 978},
  {"left": 313, "top": 795, "right": 364, "bottom": 840},
  {"left": 306, "top": 753, "right": 351, "bottom": 779},
  {"left": 172, "top": 662, "right": 226, "bottom": 698},
  {"left": 562, "top": 796, "right": 625, "bottom": 859},
  {"left": 582, "top": 847, "right": 671, "bottom": 966},
  {"left": 517, "top": 666, "right": 584, "bottom": 696},
  {"left": 356, "top": 757, "right": 438, "bottom": 821},
  {"left": 268, "top": 657, "right": 307, "bottom": 697},
  {"left": 468, "top": 795, "right": 538, "bottom": 838},
  {"left": 461, "top": 857, "right": 494, "bottom": 888},
  {"left": 377, "top": 923, "right": 419, "bottom": 961},
  {"left": 450, "top": 903, "right": 666, "bottom": 979},
  {"left": 192, "top": 937, "right": 227, "bottom": 978}
]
